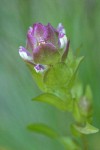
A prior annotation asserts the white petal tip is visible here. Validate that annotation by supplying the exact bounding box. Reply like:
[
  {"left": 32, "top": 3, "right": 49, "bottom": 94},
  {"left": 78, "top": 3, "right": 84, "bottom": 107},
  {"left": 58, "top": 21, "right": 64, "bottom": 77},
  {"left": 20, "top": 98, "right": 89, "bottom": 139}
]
[
  {"left": 60, "top": 35, "right": 67, "bottom": 49},
  {"left": 19, "top": 46, "right": 33, "bottom": 61}
]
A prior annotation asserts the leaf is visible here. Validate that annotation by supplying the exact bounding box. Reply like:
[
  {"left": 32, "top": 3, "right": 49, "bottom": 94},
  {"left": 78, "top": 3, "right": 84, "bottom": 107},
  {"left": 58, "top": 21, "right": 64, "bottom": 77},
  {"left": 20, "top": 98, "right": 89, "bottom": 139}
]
[
  {"left": 27, "top": 123, "right": 59, "bottom": 139},
  {"left": 59, "top": 137, "right": 81, "bottom": 150},
  {"left": 85, "top": 85, "right": 93, "bottom": 100},
  {"left": 26, "top": 63, "right": 45, "bottom": 91},
  {"left": 71, "top": 124, "right": 82, "bottom": 137},
  {"left": 43, "top": 62, "right": 72, "bottom": 88},
  {"left": 32, "top": 93, "right": 68, "bottom": 111},
  {"left": 71, "top": 82, "right": 83, "bottom": 99},
  {"left": 65, "top": 48, "right": 74, "bottom": 66},
  {"left": 73, "top": 99, "right": 83, "bottom": 122},
  {"left": 74, "top": 56, "right": 84, "bottom": 74},
  {"left": 73, "top": 122, "right": 99, "bottom": 134},
  {"left": 67, "top": 56, "right": 84, "bottom": 88}
]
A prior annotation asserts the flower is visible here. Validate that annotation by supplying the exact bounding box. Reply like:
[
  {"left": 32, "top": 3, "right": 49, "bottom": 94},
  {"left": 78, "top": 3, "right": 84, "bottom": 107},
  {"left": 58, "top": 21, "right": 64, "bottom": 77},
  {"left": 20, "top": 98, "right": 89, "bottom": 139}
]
[{"left": 19, "top": 23, "right": 69, "bottom": 72}]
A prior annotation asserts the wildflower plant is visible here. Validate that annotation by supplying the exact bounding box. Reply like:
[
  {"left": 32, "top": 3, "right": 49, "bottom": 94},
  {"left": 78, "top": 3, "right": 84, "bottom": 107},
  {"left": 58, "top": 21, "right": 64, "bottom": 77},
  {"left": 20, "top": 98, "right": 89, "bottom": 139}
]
[{"left": 19, "top": 23, "right": 99, "bottom": 150}]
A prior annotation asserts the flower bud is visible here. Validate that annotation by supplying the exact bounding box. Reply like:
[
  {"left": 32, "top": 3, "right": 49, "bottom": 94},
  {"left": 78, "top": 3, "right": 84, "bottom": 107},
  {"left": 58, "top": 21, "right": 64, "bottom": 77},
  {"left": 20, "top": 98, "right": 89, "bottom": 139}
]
[
  {"left": 19, "top": 23, "right": 69, "bottom": 72},
  {"left": 78, "top": 96, "right": 93, "bottom": 117}
]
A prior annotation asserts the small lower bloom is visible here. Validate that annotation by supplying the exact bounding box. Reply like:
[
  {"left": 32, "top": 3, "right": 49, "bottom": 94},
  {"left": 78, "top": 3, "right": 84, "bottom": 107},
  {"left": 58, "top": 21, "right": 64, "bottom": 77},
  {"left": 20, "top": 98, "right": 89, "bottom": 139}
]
[
  {"left": 34, "top": 64, "right": 47, "bottom": 73},
  {"left": 19, "top": 22, "right": 69, "bottom": 72}
]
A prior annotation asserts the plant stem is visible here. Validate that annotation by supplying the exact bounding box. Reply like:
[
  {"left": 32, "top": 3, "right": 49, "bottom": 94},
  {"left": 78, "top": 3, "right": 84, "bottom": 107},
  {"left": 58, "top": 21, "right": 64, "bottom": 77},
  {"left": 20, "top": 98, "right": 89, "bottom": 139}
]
[{"left": 82, "top": 135, "right": 88, "bottom": 150}]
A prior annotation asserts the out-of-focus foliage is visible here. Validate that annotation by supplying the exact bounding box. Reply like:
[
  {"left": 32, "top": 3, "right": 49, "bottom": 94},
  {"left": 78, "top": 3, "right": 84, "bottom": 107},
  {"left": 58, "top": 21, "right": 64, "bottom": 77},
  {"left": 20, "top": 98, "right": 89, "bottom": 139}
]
[{"left": 0, "top": 0, "right": 100, "bottom": 150}]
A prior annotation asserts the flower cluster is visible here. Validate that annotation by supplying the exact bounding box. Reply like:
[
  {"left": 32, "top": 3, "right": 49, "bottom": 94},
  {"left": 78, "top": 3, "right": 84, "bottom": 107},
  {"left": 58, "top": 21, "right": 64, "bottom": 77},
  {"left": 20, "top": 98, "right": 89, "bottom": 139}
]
[{"left": 19, "top": 23, "right": 69, "bottom": 72}]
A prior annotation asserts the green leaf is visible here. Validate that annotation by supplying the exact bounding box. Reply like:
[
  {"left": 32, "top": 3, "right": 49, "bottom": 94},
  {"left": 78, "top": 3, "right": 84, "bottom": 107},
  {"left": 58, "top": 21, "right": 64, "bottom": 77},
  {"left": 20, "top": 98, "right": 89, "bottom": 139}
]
[
  {"left": 65, "top": 48, "right": 74, "bottom": 66},
  {"left": 73, "top": 56, "right": 84, "bottom": 73},
  {"left": 67, "top": 56, "right": 84, "bottom": 88},
  {"left": 71, "top": 82, "right": 83, "bottom": 99},
  {"left": 26, "top": 63, "right": 45, "bottom": 91},
  {"left": 32, "top": 93, "right": 68, "bottom": 111},
  {"left": 85, "top": 85, "right": 93, "bottom": 100},
  {"left": 73, "top": 122, "right": 99, "bottom": 134},
  {"left": 27, "top": 123, "right": 59, "bottom": 139},
  {"left": 43, "top": 62, "right": 71, "bottom": 88},
  {"left": 59, "top": 137, "right": 81, "bottom": 150},
  {"left": 71, "top": 124, "right": 81, "bottom": 137},
  {"left": 73, "top": 99, "right": 83, "bottom": 122}
]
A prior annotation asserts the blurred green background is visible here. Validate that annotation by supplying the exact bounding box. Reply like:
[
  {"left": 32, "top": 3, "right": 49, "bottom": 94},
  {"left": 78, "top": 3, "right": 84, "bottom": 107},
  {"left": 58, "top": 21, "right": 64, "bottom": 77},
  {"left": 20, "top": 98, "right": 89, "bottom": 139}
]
[{"left": 0, "top": 0, "right": 100, "bottom": 149}]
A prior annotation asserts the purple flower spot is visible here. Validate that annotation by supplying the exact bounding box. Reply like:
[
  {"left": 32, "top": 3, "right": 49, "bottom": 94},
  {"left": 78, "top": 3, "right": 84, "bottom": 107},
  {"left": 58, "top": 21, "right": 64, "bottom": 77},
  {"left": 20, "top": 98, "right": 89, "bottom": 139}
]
[{"left": 34, "top": 64, "right": 46, "bottom": 73}]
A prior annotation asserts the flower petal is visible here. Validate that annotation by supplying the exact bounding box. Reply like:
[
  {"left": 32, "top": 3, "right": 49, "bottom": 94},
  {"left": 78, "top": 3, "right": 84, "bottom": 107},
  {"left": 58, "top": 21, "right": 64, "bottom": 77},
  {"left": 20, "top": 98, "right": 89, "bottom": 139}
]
[
  {"left": 57, "top": 23, "right": 67, "bottom": 49},
  {"left": 45, "top": 23, "right": 59, "bottom": 47},
  {"left": 27, "top": 27, "right": 37, "bottom": 50},
  {"left": 57, "top": 23, "right": 66, "bottom": 37},
  {"left": 33, "top": 23, "right": 46, "bottom": 42},
  {"left": 59, "top": 34, "right": 68, "bottom": 49},
  {"left": 33, "top": 43, "right": 60, "bottom": 64},
  {"left": 32, "top": 23, "right": 60, "bottom": 48},
  {"left": 34, "top": 64, "right": 47, "bottom": 73},
  {"left": 19, "top": 46, "right": 33, "bottom": 61}
]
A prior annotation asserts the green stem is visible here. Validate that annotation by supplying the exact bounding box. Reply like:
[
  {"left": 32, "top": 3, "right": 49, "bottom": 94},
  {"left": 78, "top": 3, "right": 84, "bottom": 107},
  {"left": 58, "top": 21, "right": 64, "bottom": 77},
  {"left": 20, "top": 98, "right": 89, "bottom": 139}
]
[{"left": 82, "top": 135, "right": 88, "bottom": 150}]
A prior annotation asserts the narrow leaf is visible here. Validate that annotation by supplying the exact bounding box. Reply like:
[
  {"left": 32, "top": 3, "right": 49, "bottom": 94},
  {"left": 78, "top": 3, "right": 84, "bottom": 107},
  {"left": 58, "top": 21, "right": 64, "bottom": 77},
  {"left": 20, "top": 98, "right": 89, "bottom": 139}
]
[
  {"left": 68, "top": 56, "right": 84, "bottom": 88},
  {"left": 27, "top": 123, "right": 59, "bottom": 139},
  {"left": 73, "top": 123, "right": 99, "bottom": 134},
  {"left": 74, "top": 56, "right": 84, "bottom": 73},
  {"left": 73, "top": 100, "right": 83, "bottom": 122},
  {"left": 32, "top": 93, "right": 67, "bottom": 111},
  {"left": 85, "top": 85, "right": 93, "bottom": 100}
]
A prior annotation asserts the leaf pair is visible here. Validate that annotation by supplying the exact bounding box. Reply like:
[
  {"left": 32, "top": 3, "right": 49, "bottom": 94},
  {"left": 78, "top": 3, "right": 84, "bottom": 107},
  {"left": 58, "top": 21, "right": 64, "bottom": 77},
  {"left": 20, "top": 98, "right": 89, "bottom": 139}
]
[{"left": 27, "top": 123, "right": 81, "bottom": 150}]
